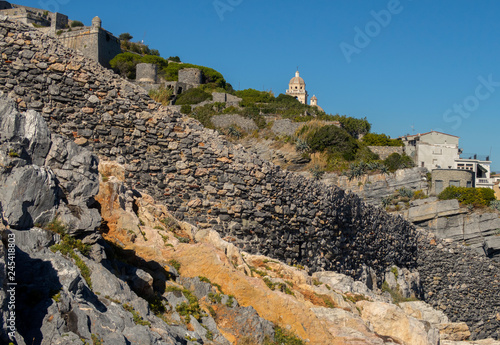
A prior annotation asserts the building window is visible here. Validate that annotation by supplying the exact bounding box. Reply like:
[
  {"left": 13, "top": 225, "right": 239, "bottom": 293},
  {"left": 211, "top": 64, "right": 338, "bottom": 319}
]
[
  {"left": 466, "top": 181, "right": 472, "bottom": 188},
  {"left": 421, "top": 162, "right": 425, "bottom": 167},
  {"left": 449, "top": 180, "right": 460, "bottom": 187}
]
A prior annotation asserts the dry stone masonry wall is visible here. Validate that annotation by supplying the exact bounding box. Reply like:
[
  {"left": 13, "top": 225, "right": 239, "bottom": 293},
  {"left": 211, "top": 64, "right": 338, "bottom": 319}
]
[
  {"left": 0, "top": 15, "right": 418, "bottom": 279},
  {"left": 0, "top": 17, "right": 499, "bottom": 339}
]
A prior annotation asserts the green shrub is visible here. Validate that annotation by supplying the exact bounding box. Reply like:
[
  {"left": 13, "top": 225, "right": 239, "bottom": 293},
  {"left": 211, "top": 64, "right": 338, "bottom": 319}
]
[
  {"left": 490, "top": 200, "right": 500, "bottom": 211},
  {"left": 208, "top": 292, "right": 222, "bottom": 304},
  {"left": 190, "top": 103, "right": 216, "bottom": 128},
  {"left": 383, "top": 153, "right": 414, "bottom": 172},
  {"left": 331, "top": 114, "right": 371, "bottom": 138},
  {"left": 168, "top": 56, "right": 181, "bottom": 62},
  {"left": 70, "top": 20, "right": 84, "bottom": 27},
  {"left": 362, "top": 133, "right": 404, "bottom": 146},
  {"left": 175, "top": 88, "right": 212, "bottom": 105},
  {"left": 226, "top": 295, "right": 234, "bottom": 307},
  {"left": 398, "top": 187, "right": 414, "bottom": 199},
  {"left": 438, "top": 186, "right": 496, "bottom": 206},
  {"left": 110, "top": 53, "right": 168, "bottom": 79},
  {"left": 180, "top": 104, "right": 192, "bottom": 114},
  {"left": 176, "top": 289, "right": 203, "bottom": 323},
  {"left": 110, "top": 52, "right": 142, "bottom": 79},
  {"left": 305, "top": 125, "right": 358, "bottom": 160},
  {"left": 119, "top": 32, "right": 133, "bottom": 41},
  {"left": 163, "top": 62, "right": 227, "bottom": 89},
  {"left": 148, "top": 295, "right": 166, "bottom": 315}
]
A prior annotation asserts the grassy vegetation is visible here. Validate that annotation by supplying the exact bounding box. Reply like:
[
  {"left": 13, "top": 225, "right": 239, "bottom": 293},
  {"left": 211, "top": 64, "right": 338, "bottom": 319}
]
[
  {"left": 208, "top": 292, "right": 223, "bottom": 304},
  {"left": 262, "top": 277, "right": 294, "bottom": 295},
  {"left": 175, "top": 289, "right": 204, "bottom": 323},
  {"left": 91, "top": 334, "right": 102, "bottom": 345},
  {"left": 123, "top": 303, "right": 151, "bottom": 326},
  {"left": 263, "top": 327, "right": 305, "bottom": 345},
  {"left": 47, "top": 219, "right": 92, "bottom": 289},
  {"left": 168, "top": 259, "right": 181, "bottom": 271},
  {"left": 148, "top": 86, "right": 173, "bottom": 105}
]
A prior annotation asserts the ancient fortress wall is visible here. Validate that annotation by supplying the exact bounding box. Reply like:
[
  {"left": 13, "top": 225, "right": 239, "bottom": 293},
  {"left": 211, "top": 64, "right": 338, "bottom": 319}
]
[{"left": 0, "top": 17, "right": 498, "bottom": 339}]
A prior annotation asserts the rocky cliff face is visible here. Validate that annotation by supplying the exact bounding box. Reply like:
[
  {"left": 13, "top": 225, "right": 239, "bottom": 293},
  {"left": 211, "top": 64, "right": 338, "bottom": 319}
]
[
  {"left": 401, "top": 198, "right": 500, "bottom": 260},
  {"left": 0, "top": 16, "right": 499, "bottom": 342}
]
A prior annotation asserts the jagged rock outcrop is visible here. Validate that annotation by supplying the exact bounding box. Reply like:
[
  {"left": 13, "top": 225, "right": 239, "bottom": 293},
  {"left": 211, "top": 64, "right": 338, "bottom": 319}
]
[
  {"left": 0, "top": 94, "right": 100, "bottom": 234},
  {"left": 0, "top": 16, "right": 499, "bottom": 341},
  {"left": 402, "top": 198, "right": 500, "bottom": 259}
]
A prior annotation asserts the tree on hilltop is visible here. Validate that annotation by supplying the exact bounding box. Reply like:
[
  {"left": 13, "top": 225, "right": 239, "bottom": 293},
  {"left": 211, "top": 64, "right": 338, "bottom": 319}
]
[{"left": 119, "top": 32, "right": 133, "bottom": 41}]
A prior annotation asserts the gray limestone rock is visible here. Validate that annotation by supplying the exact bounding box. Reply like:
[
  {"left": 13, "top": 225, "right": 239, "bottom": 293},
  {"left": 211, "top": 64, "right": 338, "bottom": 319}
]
[
  {"left": 0, "top": 96, "right": 51, "bottom": 166},
  {"left": 0, "top": 165, "right": 58, "bottom": 229},
  {"left": 0, "top": 94, "right": 100, "bottom": 234}
]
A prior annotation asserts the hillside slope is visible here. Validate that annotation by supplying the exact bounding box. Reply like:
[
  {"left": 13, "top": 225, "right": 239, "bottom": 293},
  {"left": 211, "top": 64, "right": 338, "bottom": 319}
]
[{"left": 0, "top": 16, "right": 499, "bottom": 341}]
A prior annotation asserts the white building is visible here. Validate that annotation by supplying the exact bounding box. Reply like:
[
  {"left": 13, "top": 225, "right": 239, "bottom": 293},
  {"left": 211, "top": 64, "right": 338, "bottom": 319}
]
[
  {"left": 400, "top": 131, "right": 460, "bottom": 170},
  {"left": 455, "top": 156, "right": 494, "bottom": 189},
  {"left": 400, "top": 131, "right": 494, "bottom": 189}
]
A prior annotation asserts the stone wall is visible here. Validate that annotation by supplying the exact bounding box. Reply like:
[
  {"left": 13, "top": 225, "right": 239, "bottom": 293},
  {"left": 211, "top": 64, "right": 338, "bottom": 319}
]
[
  {"left": 0, "top": 17, "right": 499, "bottom": 339},
  {"left": 431, "top": 169, "right": 474, "bottom": 195},
  {"left": 178, "top": 67, "right": 202, "bottom": 85},
  {"left": 57, "top": 25, "right": 121, "bottom": 68},
  {"left": 367, "top": 145, "right": 403, "bottom": 160},
  {"left": 212, "top": 92, "right": 241, "bottom": 106},
  {"left": 210, "top": 114, "right": 258, "bottom": 132},
  {"left": 324, "top": 167, "right": 429, "bottom": 205},
  {"left": 270, "top": 118, "right": 302, "bottom": 136},
  {"left": 136, "top": 63, "right": 157, "bottom": 83}
]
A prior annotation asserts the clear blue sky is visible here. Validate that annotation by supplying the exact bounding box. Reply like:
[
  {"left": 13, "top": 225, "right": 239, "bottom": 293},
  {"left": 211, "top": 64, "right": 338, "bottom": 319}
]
[{"left": 18, "top": 0, "right": 500, "bottom": 170}]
